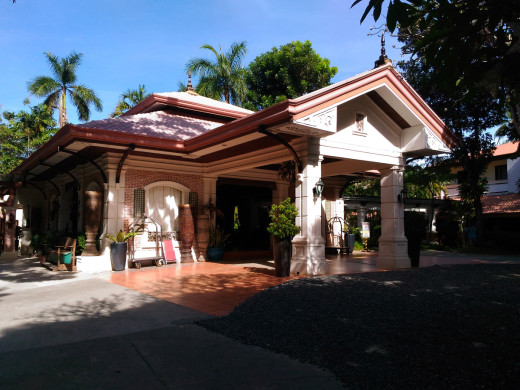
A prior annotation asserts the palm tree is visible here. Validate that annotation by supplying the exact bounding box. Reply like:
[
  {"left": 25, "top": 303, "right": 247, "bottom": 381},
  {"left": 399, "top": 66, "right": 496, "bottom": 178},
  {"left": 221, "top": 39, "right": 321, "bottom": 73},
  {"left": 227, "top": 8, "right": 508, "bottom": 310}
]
[
  {"left": 185, "top": 42, "right": 248, "bottom": 105},
  {"left": 27, "top": 52, "right": 102, "bottom": 127},
  {"left": 111, "top": 84, "right": 151, "bottom": 117}
]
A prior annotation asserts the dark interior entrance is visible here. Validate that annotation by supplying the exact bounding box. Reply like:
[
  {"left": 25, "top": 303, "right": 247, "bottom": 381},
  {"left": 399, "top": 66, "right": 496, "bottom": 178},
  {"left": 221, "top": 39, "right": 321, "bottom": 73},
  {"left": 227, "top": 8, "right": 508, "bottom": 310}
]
[{"left": 216, "top": 181, "right": 272, "bottom": 251}]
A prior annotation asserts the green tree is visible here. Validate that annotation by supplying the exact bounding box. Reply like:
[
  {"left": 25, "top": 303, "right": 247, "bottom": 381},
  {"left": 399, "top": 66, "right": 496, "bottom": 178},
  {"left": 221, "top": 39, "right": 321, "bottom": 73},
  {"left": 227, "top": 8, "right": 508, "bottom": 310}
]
[
  {"left": 399, "top": 54, "right": 506, "bottom": 243},
  {"left": 245, "top": 41, "right": 338, "bottom": 111},
  {"left": 27, "top": 51, "right": 102, "bottom": 127},
  {"left": 404, "top": 159, "right": 453, "bottom": 236},
  {"left": 186, "top": 42, "right": 248, "bottom": 105},
  {"left": 342, "top": 178, "right": 380, "bottom": 197},
  {"left": 351, "top": 0, "right": 520, "bottom": 138},
  {"left": 0, "top": 104, "right": 56, "bottom": 174},
  {"left": 111, "top": 84, "right": 150, "bottom": 117}
]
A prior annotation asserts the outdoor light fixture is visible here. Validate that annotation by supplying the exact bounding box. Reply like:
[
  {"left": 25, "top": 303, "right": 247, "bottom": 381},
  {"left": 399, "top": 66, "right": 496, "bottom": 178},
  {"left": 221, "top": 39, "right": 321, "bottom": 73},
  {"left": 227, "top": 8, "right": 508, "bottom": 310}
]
[
  {"left": 313, "top": 179, "right": 324, "bottom": 198},
  {"left": 398, "top": 189, "right": 408, "bottom": 204}
]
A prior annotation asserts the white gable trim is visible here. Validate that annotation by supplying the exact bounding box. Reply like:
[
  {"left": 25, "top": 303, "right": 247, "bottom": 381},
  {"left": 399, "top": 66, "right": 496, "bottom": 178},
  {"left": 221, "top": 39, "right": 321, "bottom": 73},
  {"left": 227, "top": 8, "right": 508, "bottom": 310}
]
[{"left": 401, "top": 125, "right": 451, "bottom": 156}]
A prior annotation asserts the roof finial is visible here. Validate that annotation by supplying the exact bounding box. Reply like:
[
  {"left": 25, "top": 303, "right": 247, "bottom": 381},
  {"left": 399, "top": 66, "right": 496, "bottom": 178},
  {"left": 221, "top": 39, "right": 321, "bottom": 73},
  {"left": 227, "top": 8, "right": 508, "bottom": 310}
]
[
  {"left": 187, "top": 69, "right": 194, "bottom": 92},
  {"left": 186, "top": 69, "right": 198, "bottom": 96},
  {"left": 369, "top": 26, "right": 391, "bottom": 68}
]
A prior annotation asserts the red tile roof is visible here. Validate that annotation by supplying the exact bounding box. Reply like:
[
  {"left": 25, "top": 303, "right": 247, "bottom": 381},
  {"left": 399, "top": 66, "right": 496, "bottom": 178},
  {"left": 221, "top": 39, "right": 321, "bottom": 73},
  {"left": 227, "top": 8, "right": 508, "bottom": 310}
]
[
  {"left": 494, "top": 141, "right": 519, "bottom": 157},
  {"left": 482, "top": 193, "right": 520, "bottom": 215},
  {"left": 79, "top": 111, "right": 222, "bottom": 141}
]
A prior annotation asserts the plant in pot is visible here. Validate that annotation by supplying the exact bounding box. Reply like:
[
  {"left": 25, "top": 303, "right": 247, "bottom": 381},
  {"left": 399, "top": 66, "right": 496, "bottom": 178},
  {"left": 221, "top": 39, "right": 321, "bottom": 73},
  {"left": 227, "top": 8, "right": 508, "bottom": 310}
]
[
  {"left": 106, "top": 230, "right": 137, "bottom": 271},
  {"left": 404, "top": 211, "right": 427, "bottom": 267},
  {"left": 31, "top": 233, "right": 48, "bottom": 262},
  {"left": 207, "top": 224, "right": 230, "bottom": 261},
  {"left": 267, "top": 198, "right": 300, "bottom": 277},
  {"left": 31, "top": 230, "right": 55, "bottom": 262}
]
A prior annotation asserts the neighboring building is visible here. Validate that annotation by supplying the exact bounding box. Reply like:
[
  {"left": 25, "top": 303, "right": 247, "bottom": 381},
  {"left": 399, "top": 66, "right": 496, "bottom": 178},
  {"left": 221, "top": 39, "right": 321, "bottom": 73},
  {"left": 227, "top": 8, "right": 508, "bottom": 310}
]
[
  {"left": 446, "top": 141, "right": 520, "bottom": 197},
  {"left": 445, "top": 141, "right": 520, "bottom": 247},
  {"left": 0, "top": 63, "right": 457, "bottom": 272}
]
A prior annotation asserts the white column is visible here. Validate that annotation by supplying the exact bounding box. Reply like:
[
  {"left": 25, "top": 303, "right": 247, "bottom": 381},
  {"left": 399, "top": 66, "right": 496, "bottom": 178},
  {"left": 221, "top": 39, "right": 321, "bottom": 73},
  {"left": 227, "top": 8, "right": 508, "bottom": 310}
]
[
  {"left": 377, "top": 166, "right": 410, "bottom": 268},
  {"left": 291, "top": 138, "right": 327, "bottom": 275}
]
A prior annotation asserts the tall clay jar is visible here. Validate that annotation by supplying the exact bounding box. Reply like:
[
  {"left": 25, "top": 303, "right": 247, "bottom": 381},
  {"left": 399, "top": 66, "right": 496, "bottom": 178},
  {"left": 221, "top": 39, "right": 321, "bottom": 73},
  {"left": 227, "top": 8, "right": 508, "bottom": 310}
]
[
  {"left": 83, "top": 190, "right": 102, "bottom": 255},
  {"left": 179, "top": 204, "right": 195, "bottom": 263}
]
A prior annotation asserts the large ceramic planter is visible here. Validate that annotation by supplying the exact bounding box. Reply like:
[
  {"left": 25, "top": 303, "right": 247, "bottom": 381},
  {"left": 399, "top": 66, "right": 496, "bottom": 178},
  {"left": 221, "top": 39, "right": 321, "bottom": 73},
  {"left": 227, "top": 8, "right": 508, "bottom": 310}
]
[
  {"left": 207, "top": 247, "right": 224, "bottom": 262},
  {"left": 272, "top": 236, "right": 291, "bottom": 277},
  {"left": 110, "top": 242, "right": 127, "bottom": 271},
  {"left": 179, "top": 204, "right": 195, "bottom": 263},
  {"left": 346, "top": 233, "right": 356, "bottom": 254},
  {"left": 83, "top": 190, "right": 102, "bottom": 255}
]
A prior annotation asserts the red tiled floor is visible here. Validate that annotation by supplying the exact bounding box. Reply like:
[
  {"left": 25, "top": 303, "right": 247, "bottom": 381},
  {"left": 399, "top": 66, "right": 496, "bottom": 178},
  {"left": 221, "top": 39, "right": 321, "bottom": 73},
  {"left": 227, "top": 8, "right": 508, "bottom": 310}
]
[
  {"left": 105, "top": 251, "right": 519, "bottom": 317},
  {"left": 107, "top": 261, "right": 301, "bottom": 316}
]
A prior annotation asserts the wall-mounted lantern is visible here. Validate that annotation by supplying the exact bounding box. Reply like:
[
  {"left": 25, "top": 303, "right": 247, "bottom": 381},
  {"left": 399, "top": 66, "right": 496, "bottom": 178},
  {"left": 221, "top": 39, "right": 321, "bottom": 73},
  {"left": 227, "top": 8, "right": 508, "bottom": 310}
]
[
  {"left": 398, "top": 189, "right": 408, "bottom": 204},
  {"left": 313, "top": 179, "right": 324, "bottom": 198}
]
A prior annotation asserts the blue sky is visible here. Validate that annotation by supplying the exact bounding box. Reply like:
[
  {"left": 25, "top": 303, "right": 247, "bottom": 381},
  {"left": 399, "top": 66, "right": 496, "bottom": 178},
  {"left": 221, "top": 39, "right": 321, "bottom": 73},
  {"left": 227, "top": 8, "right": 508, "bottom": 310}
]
[{"left": 0, "top": 0, "right": 402, "bottom": 124}]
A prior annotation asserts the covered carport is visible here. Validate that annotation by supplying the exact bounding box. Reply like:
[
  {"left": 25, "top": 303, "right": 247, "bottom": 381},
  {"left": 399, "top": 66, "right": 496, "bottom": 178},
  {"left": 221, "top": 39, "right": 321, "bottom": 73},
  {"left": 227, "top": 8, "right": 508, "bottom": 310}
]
[{"left": 4, "top": 64, "right": 456, "bottom": 274}]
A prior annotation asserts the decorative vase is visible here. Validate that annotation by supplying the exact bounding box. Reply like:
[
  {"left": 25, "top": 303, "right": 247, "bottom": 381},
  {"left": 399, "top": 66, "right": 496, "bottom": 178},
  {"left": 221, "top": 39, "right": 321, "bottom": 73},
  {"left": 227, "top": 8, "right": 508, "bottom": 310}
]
[
  {"left": 179, "top": 204, "right": 195, "bottom": 263},
  {"left": 110, "top": 242, "right": 127, "bottom": 271},
  {"left": 272, "top": 236, "right": 291, "bottom": 277},
  {"left": 83, "top": 190, "right": 102, "bottom": 255}
]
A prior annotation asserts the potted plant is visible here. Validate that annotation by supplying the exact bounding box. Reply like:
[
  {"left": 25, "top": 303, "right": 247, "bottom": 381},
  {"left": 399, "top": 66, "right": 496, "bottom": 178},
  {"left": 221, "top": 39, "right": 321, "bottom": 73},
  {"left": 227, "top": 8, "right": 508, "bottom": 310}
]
[
  {"left": 31, "top": 230, "right": 54, "bottom": 263},
  {"left": 267, "top": 198, "right": 300, "bottom": 277},
  {"left": 207, "top": 224, "right": 230, "bottom": 261},
  {"left": 106, "top": 230, "right": 137, "bottom": 271},
  {"left": 404, "top": 211, "right": 427, "bottom": 267}
]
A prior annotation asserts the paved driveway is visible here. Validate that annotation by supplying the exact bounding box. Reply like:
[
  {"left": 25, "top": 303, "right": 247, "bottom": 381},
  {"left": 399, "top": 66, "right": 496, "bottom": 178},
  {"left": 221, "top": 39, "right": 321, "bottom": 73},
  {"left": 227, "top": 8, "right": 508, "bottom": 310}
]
[{"left": 0, "top": 256, "right": 343, "bottom": 389}]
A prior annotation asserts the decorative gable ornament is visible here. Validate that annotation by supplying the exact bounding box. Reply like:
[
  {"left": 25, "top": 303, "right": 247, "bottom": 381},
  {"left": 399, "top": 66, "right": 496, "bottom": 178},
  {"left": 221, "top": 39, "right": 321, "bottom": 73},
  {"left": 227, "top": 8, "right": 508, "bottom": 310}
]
[
  {"left": 401, "top": 125, "right": 451, "bottom": 156},
  {"left": 271, "top": 107, "right": 337, "bottom": 136}
]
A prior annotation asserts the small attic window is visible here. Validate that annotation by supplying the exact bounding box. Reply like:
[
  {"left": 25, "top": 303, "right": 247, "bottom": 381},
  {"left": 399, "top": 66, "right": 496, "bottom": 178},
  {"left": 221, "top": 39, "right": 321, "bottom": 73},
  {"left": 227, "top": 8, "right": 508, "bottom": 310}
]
[{"left": 353, "top": 113, "right": 367, "bottom": 136}]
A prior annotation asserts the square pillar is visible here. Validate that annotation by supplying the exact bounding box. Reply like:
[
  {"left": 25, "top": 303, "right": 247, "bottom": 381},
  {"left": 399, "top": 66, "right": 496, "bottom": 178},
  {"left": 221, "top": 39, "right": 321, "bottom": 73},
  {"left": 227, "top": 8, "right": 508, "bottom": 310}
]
[
  {"left": 377, "top": 166, "right": 410, "bottom": 268},
  {"left": 291, "top": 138, "right": 327, "bottom": 275}
]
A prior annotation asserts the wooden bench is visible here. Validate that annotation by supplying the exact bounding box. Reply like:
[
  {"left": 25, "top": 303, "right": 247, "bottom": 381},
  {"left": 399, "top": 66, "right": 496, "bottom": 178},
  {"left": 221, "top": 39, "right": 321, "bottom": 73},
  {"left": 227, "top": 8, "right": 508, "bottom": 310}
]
[{"left": 49, "top": 237, "right": 77, "bottom": 271}]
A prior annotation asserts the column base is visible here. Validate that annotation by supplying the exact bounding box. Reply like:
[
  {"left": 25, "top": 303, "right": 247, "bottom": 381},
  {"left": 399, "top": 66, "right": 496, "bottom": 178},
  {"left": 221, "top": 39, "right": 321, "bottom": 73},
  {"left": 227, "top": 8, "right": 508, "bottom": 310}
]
[
  {"left": 290, "top": 236, "right": 328, "bottom": 275},
  {"left": 82, "top": 245, "right": 100, "bottom": 256},
  {"left": 377, "top": 236, "right": 410, "bottom": 269}
]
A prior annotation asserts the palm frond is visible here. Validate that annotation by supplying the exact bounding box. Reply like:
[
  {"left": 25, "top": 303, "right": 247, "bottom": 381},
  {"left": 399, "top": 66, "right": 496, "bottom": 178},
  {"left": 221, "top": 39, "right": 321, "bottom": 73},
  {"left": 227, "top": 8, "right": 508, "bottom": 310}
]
[
  {"left": 69, "top": 84, "right": 103, "bottom": 121},
  {"left": 61, "top": 53, "right": 82, "bottom": 85},
  {"left": 42, "top": 90, "right": 60, "bottom": 110},
  {"left": 27, "top": 76, "right": 60, "bottom": 97},
  {"left": 44, "top": 52, "right": 63, "bottom": 82},
  {"left": 186, "top": 58, "right": 215, "bottom": 78},
  {"left": 72, "top": 84, "right": 102, "bottom": 111},
  {"left": 199, "top": 43, "right": 220, "bottom": 58},
  {"left": 69, "top": 90, "right": 91, "bottom": 122},
  {"left": 228, "top": 41, "right": 247, "bottom": 69}
]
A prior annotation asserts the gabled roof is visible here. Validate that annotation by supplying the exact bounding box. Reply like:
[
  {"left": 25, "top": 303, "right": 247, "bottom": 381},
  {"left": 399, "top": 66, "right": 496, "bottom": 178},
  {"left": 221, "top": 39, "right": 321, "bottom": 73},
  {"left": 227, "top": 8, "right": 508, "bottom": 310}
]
[
  {"left": 124, "top": 91, "right": 253, "bottom": 120},
  {"left": 185, "top": 63, "right": 457, "bottom": 151}
]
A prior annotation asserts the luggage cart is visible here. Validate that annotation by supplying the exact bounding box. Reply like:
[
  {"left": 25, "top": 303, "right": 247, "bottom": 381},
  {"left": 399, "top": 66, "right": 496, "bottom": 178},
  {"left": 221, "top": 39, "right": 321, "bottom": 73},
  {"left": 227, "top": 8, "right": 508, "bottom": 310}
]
[
  {"left": 128, "top": 215, "right": 165, "bottom": 269},
  {"left": 326, "top": 216, "right": 350, "bottom": 255}
]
